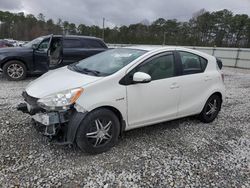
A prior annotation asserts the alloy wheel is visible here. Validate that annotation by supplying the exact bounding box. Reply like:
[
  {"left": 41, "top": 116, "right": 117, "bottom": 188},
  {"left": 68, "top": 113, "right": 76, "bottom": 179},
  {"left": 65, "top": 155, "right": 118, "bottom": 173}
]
[
  {"left": 86, "top": 119, "right": 112, "bottom": 147},
  {"left": 205, "top": 98, "right": 218, "bottom": 118},
  {"left": 7, "top": 64, "right": 24, "bottom": 79}
]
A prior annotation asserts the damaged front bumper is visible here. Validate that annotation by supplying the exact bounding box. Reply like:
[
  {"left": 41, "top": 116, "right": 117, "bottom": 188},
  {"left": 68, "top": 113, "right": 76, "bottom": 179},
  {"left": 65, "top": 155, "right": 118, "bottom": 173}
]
[
  {"left": 32, "top": 111, "right": 69, "bottom": 136},
  {"left": 17, "top": 102, "right": 71, "bottom": 136},
  {"left": 17, "top": 101, "right": 87, "bottom": 145}
]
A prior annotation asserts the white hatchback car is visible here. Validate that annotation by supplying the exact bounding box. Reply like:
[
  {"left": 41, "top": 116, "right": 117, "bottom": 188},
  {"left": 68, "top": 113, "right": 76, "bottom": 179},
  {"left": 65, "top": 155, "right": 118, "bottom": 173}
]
[{"left": 18, "top": 46, "right": 225, "bottom": 154}]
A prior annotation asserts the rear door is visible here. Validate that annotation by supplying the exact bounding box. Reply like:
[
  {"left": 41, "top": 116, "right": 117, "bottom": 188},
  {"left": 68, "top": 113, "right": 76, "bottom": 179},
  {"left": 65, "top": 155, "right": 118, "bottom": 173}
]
[
  {"left": 81, "top": 38, "right": 107, "bottom": 57},
  {"left": 62, "top": 38, "right": 85, "bottom": 66},
  {"left": 176, "top": 51, "right": 209, "bottom": 117},
  {"left": 62, "top": 38, "right": 107, "bottom": 66}
]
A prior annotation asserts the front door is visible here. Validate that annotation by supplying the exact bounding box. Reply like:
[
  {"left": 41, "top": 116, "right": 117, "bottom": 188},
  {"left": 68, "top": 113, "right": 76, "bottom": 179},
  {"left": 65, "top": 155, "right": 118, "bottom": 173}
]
[
  {"left": 48, "top": 37, "right": 63, "bottom": 69},
  {"left": 126, "top": 52, "right": 181, "bottom": 128},
  {"left": 33, "top": 35, "right": 53, "bottom": 73}
]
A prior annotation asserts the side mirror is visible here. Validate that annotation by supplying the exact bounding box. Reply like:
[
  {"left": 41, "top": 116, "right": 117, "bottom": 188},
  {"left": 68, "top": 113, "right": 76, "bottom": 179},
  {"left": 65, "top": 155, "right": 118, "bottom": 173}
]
[{"left": 133, "top": 72, "right": 151, "bottom": 83}]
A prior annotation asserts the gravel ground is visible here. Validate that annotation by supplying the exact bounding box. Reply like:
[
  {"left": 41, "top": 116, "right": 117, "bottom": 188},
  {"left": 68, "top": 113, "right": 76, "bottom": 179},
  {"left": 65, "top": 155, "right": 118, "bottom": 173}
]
[{"left": 0, "top": 67, "right": 249, "bottom": 187}]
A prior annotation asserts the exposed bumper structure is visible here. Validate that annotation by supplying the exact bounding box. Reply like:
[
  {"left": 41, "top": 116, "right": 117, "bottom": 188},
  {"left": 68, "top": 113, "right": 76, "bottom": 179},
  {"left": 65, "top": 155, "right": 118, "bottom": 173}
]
[
  {"left": 17, "top": 94, "right": 87, "bottom": 145},
  {"left": 17, "top": 103, "right": 67, "bottom": 126},
  {"left": 32, "top": 112, "right": 68, "bottom": 126},
  {"left": 17, "top": 103, "right": 29, "bottom": 113}
]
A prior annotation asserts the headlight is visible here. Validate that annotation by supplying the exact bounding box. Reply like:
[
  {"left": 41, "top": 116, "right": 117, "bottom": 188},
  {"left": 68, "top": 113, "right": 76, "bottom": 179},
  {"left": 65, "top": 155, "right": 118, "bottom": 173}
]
[{"left": 38, "top": 88, "right": 84, "bottom": 109}]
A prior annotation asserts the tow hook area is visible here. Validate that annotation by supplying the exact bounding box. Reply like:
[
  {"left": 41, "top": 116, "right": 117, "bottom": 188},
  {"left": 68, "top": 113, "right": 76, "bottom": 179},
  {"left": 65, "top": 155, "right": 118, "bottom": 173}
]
[
  {"left": 32, "top": 112, "right": 67, "bottom": 126},
  {"left": 32, "top": 112, "right": 68, "bottom": 135},
  {"left": 33, "top": 121, "right": 58, "bottom": 136},
  {"left": 17, "top": 102, "right": 88, "bottom": 145},
  {"left": 17, "top": 103, "right": 28, "bottom": 113}
]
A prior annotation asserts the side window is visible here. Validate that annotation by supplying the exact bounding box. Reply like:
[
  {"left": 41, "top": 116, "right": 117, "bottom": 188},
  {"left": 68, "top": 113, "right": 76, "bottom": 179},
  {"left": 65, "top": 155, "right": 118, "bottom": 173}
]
[
  {"left": 37, "top": 38, "right": 50, "bottom": 51},
  {"left": 63, "top": 39, "right": 82, "bottom": 48},
  {"left": 179, "top": 51, "right": 208, "bottom": 75},
  {"left": 83, "top": 39, "right": 104, "bottom": 48},
  {"left": 200, "top": 56, "right": 208, "bottom": 70},
  {"left": 136, "top": 54, "right": 175, "bottom": 81}
]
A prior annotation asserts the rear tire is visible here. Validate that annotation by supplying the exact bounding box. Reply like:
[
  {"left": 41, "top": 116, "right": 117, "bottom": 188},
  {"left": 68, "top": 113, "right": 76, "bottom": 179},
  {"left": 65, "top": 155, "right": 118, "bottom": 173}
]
[
  {"left": 3, "top": 60, "right": 27, "bottom": 81},
  {"left": 76, "top": 108, "right": 120, "bottom": 154},
  {"left": 199, "top": 94, "right": 222, "bottom": 123}
]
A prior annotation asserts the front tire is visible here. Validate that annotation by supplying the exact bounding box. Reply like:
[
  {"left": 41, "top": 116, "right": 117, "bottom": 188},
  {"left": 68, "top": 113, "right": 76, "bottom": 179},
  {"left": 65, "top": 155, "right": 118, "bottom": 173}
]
[
  {"left": 76, "top": 108, "right": 120, "bottom": 154},
  {"left": 3, "top": 60, "right": 27, "bottom": 81},
  {"left": 199, "top": 94, "right": 222, "bottom": 123}
]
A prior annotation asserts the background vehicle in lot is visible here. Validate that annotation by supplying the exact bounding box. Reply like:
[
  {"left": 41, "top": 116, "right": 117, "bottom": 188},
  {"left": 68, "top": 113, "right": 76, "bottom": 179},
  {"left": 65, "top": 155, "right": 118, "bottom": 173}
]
[
  {"left": 0, "top": 35, "right": 108, "bottom": 81},
  {"left": 0, "top": 39, "right": 14, "bottom": 48},
  {"left": 18, "top": 46, "right": 225, "bottom": 154}
]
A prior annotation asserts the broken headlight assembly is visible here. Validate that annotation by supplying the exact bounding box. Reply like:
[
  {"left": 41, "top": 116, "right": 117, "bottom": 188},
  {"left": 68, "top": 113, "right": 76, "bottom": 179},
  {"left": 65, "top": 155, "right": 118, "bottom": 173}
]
[{"left": 37, "top": 88, "right": 84, "bottom": 110}]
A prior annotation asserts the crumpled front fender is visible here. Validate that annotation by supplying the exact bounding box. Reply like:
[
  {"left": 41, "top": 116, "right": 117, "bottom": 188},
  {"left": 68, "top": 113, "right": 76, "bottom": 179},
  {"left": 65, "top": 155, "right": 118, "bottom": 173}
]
[{"left": 66, "top": 111, "right": 88, "bottom": 144}]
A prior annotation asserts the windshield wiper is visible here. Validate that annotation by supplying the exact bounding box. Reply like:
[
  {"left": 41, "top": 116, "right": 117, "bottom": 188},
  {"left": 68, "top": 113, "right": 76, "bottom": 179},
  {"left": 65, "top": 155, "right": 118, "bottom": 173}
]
[
  {"left": 68, "top": 64, "right": 100, "bottom": 76},
  {"left": 68, "top": 64, "right": 81, "bottom": 72},
  {"left": 68, "top": 64, "right": 102, "bottom": 76},
  {"left": 82, "top": 68, "right": 101, "bottom": 76}
]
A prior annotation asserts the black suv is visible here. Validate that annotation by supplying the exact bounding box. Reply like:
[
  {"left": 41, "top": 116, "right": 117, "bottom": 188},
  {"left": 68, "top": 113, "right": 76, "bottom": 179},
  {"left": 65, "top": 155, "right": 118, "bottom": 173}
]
[{"left": 0, "top": 35, "right": 108, "bottom": 80}]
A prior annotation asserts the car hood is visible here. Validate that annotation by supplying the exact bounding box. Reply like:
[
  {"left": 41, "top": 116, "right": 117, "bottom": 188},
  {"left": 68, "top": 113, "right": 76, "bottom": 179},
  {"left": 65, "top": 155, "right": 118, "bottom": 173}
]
[
  {"left": 26, "top": 66, "right": 103, "bottom": 98},
  {"left": 0, "top": 46, "right": 32, "bottom": 53}
]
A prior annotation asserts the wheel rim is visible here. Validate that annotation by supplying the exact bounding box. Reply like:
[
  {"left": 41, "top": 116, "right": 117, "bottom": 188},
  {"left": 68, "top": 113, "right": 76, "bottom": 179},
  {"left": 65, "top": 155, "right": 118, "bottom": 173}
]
[
  {"left": 205, "top": 98, "right": 218, "bottom": 118},
  {"left": 7, "top": 64, "right": 24, "bottom": 79},
  {"left": 86, "top": 118, "right": 113, "bottom": 147}
]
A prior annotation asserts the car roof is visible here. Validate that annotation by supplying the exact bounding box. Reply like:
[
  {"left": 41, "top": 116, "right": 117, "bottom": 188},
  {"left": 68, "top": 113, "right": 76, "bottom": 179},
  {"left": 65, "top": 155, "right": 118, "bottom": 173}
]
[
  {"left": 52, "top": 35, "right": 103, "bottom": 40},
  {"left": 39, "top": 34, "right": 103, "bottom": 41},
  {"left": 124, "top": 45, "right": 214, "bottom": 60},
  {"left": 124, "top": 45, "right": 191, "bottom": 52},
  {"left": 123, "top": 45, "right": 163, "bottom": 51}
]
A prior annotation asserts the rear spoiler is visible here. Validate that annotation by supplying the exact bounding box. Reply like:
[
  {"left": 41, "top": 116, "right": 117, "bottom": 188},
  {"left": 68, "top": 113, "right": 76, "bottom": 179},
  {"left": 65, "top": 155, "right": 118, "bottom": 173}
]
[{"left": 216, "top": 58, "right": 223, "bottom": 69}]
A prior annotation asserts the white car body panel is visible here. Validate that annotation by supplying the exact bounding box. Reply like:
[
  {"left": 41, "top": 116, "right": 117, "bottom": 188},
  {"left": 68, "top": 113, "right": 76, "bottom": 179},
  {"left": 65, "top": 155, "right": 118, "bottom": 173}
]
[
  {"left": 26, "top": 67, "right": 103, "bottom": 98},
  {"left": 177, "top": 55, "right": 225, "bottom": 117},
  {"left": 76, "top": 73, "right": 127, "bottom": 125},
  {"left": 25, "top": 46, "right": 225, "bottom": 131},
  {"left": 126, "top": 76, "right": 180, "bottom": 128}
]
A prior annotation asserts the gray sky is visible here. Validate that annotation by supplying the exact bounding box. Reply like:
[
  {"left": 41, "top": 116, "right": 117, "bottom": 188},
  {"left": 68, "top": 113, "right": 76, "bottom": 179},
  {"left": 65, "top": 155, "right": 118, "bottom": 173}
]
[{"left": 0, "top": 0, "right": 250, "bottom": 26}]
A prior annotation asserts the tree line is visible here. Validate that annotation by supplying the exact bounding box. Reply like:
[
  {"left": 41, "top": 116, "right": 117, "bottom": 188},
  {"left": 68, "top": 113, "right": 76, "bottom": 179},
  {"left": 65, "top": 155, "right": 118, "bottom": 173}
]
[{"left": 0, "top": 9, "right": 250, "bottom": 47}]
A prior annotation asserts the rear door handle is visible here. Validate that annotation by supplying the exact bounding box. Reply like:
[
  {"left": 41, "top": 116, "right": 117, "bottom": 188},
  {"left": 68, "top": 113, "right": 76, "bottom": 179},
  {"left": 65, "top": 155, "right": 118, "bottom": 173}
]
[
  {"left": 205, "top": 76, "right": 212, "bottom": 81},
  {"left": 170, "top": 82, "right": 179, "bottom": 89}
]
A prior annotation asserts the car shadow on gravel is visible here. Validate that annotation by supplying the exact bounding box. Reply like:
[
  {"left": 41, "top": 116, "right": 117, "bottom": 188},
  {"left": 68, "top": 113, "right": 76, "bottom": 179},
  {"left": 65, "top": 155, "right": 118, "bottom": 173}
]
[
  {"left": 122, "top": 116, "right": 197, "bottom": 136},
  {"left": 36, "top": 116, "right": 197, "bottom": 156},
  {"left": 72, "top": 116, "right": 198, "bottom": 154}
]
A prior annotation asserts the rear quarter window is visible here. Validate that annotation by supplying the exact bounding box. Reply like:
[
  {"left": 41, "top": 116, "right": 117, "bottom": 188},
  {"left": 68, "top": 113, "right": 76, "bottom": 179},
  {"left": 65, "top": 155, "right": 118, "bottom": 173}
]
[
  {"left": 216, "top": 58, "right": 223, "bottom": 69},
  {"left": 83, "top": 39, "right": 106, "bottom": 48},
  {"left": 179, "top": 51, "right": 208, "bottom": 75},
  {"left": 63, "top": 39, "right": 83, "bottom": 48},
  {"left": 200, "top": 56, "right": 208, "bottom": 71}
]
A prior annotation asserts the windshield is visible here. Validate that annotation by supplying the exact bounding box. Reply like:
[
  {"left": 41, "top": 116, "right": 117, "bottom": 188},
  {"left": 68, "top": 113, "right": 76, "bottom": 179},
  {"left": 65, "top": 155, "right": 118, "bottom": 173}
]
[
  {"left": 23, "top": 37, "right": 46, "bottom": 48},
  {"left": 69, "top": 48, "right": 147, "bottom": 76}
]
